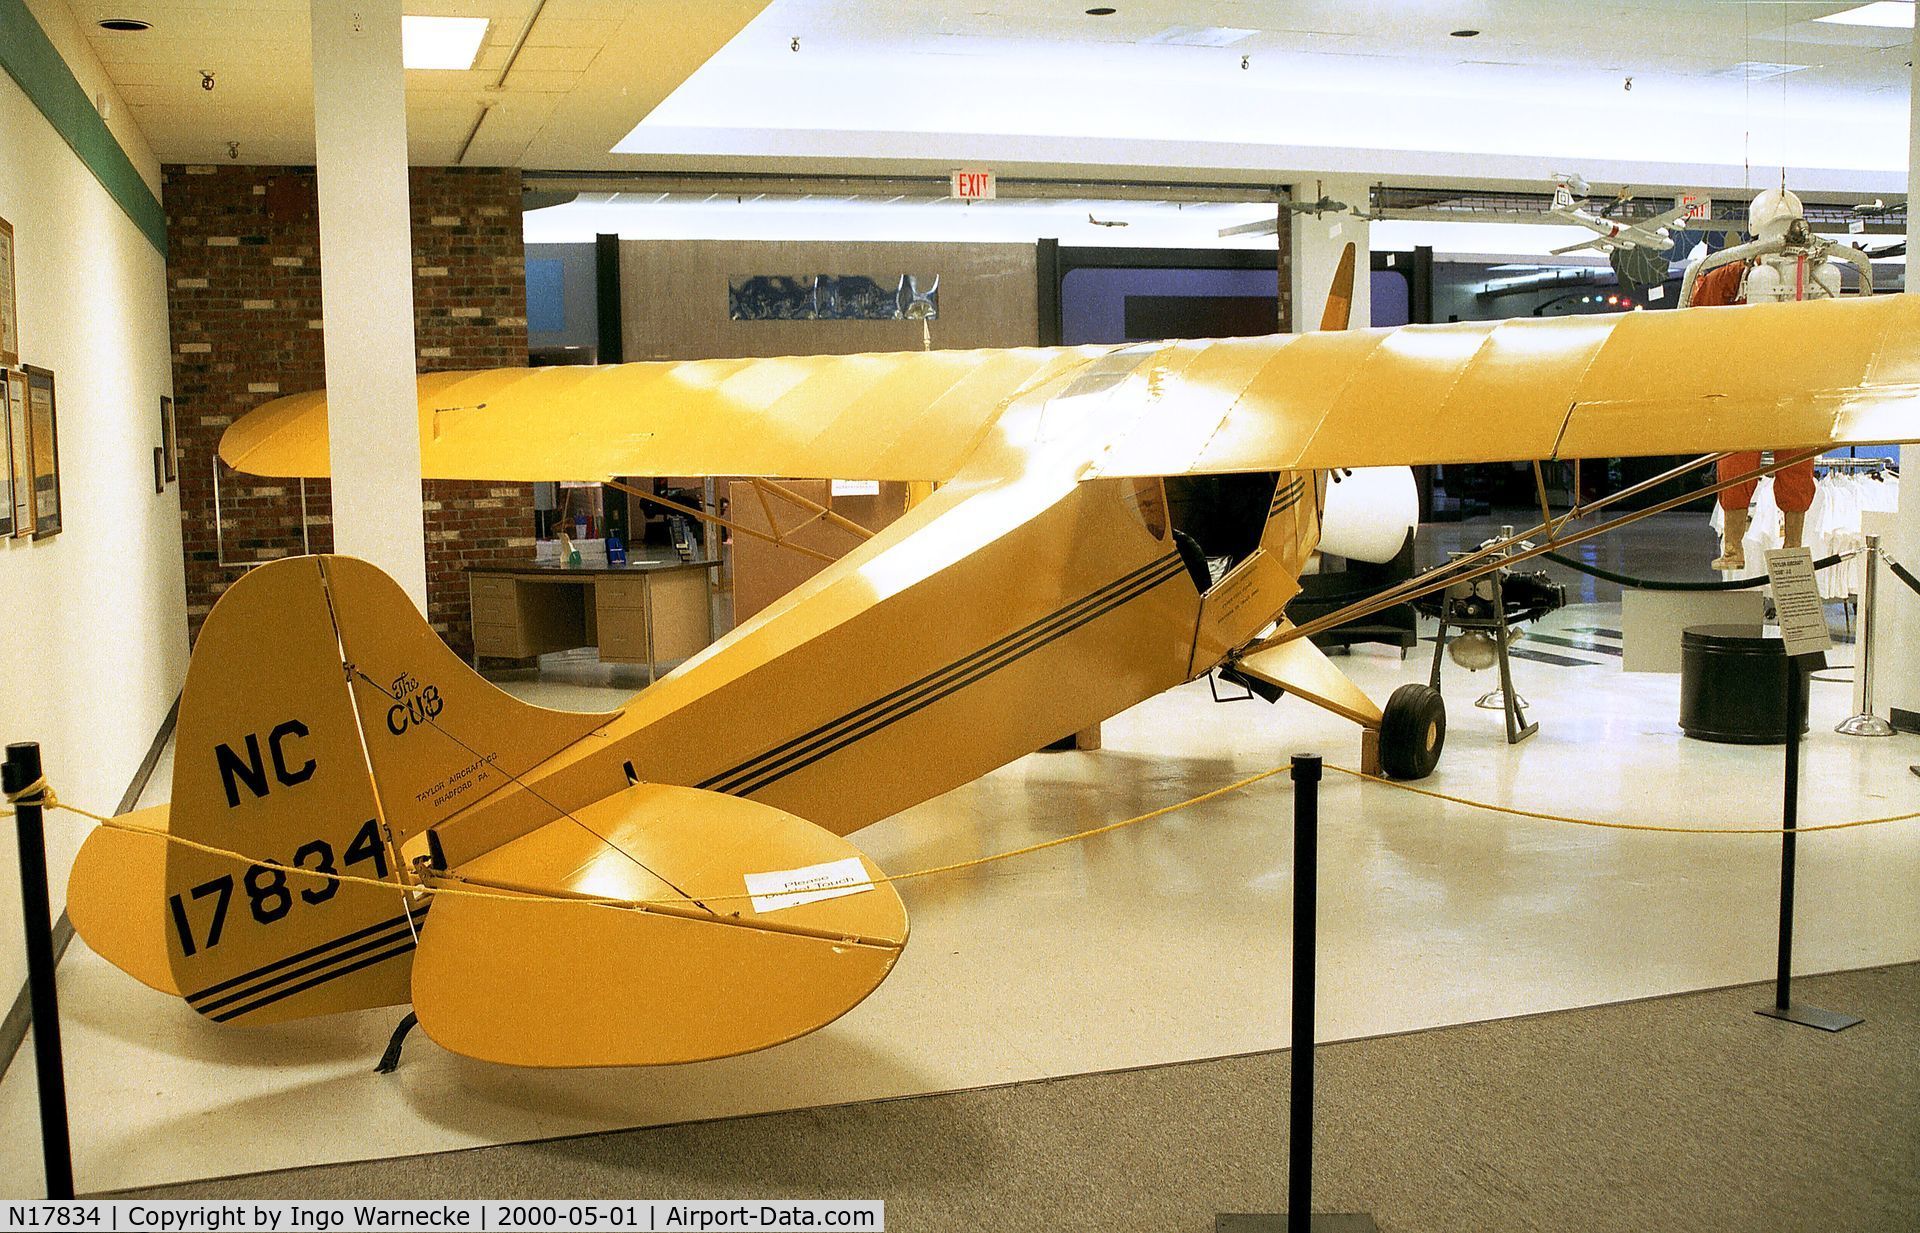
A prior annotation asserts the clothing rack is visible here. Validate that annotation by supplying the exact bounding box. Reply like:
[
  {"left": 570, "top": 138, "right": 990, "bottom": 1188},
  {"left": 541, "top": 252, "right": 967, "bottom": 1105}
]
[{"left": 1815, "top": 456, "right": 1897, "bottom": 474}]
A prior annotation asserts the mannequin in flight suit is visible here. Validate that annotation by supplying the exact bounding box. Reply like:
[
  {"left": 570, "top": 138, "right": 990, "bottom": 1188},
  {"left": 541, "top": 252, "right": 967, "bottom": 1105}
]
[{"left": 1678, "top": 188, "right": 1870, "bottom": 569}]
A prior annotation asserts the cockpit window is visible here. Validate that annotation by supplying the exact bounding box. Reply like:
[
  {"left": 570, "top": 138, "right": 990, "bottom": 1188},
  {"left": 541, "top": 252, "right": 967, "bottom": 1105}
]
[{"left": 1166, "top": 472, "right": 1279, "bottom": 592}]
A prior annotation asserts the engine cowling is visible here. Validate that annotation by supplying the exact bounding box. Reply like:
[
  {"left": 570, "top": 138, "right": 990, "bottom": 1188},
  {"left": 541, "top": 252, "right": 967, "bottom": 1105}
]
[{"left": 1316, "top": 466, "right": 1418, "bottom": 564}]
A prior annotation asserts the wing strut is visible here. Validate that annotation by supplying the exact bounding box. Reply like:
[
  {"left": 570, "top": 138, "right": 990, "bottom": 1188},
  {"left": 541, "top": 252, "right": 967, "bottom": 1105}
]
[
  {"left": 606, "top": 479, "right": 842, "bottom": 564},
  {"left": 1255, "top": 446, "right": 1825, "bottom": 653}
]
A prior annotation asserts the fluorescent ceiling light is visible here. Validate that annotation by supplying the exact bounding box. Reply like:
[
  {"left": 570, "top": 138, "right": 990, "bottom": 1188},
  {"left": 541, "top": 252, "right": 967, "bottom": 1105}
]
[
  {"left": 402, "top": 15, "right": 489, "bottom": 70},
  {"left": 1141, "top": 26, "right": 1259, "bottom": 48},
  {"left": 1723, "top": 61, "right": 1810, "bottom": 80},
  {"left": 1814, "top": 2, "right": 1914, "bottom": 28}
]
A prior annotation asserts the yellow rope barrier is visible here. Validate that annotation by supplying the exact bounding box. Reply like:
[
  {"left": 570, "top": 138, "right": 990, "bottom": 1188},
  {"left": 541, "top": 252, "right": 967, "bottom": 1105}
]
[
  {"left": 6, "top": 759, "right": 1918, "bottom": 917},
  {"left": 1323, "top": 765, "right": 1920, "bottom": 835},
  {"left": 2, "top": 765, "right": 1294, "bottom": 913}
]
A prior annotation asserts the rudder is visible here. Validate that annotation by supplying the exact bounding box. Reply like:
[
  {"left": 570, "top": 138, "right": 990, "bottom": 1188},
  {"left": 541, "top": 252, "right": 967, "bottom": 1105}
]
[
  {"left": 70, "top": 554, "right": 633, "bottom": 1029},
  {"left": 157, "top": 557, "right": 419, "bottom": 1025}
]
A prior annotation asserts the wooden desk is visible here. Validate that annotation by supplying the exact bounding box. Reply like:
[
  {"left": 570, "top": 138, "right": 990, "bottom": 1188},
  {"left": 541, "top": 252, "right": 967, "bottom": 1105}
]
[{"left": 468, "top": 560, "right": 718, "bottom": 673}]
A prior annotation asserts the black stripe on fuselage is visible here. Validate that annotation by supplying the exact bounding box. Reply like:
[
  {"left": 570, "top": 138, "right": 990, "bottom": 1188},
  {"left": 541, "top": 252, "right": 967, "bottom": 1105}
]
[
  {"left": 1269, "top": 477, "right": 1305, "bottom": 517},
  {"left": 700, "top": 553, "right": 1187, "bottom": 799},
  {"left": 193, "top": 924, "right": 419, "bottom": 1016},
  {"left": 184, "top": 906, "right": 424, "bottom": 1005},
  {"left": 722, "top": 556, "right": 1187, "bottom": 799},
  {"left": 696, "top": 552, "right": 1177, "bottom": 794},
  {"left": 207, "top": 941, "right": 418, "bottom": 1024}
]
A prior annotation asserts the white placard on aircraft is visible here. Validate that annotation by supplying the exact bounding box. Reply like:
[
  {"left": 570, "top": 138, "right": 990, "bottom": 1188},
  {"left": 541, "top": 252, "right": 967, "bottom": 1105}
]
[{"left": 745, "top": 857, "right": 874, "bottom": 913}]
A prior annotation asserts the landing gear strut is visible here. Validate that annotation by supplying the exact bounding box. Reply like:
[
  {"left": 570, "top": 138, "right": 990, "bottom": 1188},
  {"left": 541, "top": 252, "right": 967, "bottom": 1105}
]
[{"left": 1379, "top": 684, "right": 1446, "bottom": 780}]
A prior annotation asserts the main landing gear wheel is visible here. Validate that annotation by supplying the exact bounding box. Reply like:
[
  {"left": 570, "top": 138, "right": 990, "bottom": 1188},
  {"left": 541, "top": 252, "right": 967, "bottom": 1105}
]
[{"left": 1380, "top": 684, "right": 1446, "bottom": 780}]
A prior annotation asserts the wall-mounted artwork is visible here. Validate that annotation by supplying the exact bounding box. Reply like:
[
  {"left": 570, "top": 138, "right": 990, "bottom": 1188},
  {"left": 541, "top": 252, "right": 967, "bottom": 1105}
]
[
  {"left": 23, "top": 365, "right": 59, "bottom": 540},
  {"left": 729, "top": 274, "right": 939, "bottom": 322},
  {"left": 153, "top": 446, "right": 166, "bottom": 494},
  {"left": 0, "top": 371, "right": 15, "bottom": 537},
  {"left": 0, "top": 217, "right": 18, "bottom": 367},
  {"left": 160, "top": 394, "right": 177, "bottom": 482},
  {"left": 5, "top": 369, "right": 27, "bottom": 537}
]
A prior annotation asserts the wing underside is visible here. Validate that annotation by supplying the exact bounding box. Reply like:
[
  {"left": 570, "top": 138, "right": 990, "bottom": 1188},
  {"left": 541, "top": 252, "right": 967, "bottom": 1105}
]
[
  {"left": 1086, "top": 293, "right": 1920, "bottom": 477},
  {"left": 222, "top": 295, "right": 1920, "bottom": 483},
  {"left": 223, "top": 346, "right": 1096, "bottom": 483}
]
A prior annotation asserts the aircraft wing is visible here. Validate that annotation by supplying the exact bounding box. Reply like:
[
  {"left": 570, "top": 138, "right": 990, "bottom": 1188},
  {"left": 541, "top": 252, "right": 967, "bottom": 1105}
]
[
  {"left": 1084, "top": 292, "right": 1920, "bottom": 475},
  {"left": 1641, "top": 203, "right": 1693, "bottom": 233},
  {"left": 224, "top": 294, "right": 1920, "bottom": 483},
  {"left": 1549, "top": 237, "right": 1609, "bottom": 255},
  {"left": 223, "top": 346, "right": 1098, "bottom": 483}
]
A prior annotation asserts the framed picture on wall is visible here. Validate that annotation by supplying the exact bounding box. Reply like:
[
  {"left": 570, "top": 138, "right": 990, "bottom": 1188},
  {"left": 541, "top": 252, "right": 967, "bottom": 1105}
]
[
  {"left": 153, "top": 446, "right": 166, "bottom": 494},
  {"left": 160, "top": 394, "right": 177, "bottom": 482},
  {"left": 0, "top": 217, "right": 17, "bottom": 367},
  {"left": 23, "top": 364, "right": 60, "bottom": 540},
  {"left": 5, "top": 369, "right": 27, "bottom": 537},
  {"left": 0, "top": 371, "right": 15, "bottom": 538}
]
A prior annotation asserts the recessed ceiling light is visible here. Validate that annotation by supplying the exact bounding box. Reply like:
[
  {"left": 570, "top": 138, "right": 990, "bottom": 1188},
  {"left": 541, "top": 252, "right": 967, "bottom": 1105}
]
[
  {"left": 97, "top": 17, "right": 151, "bottom": 32},
  {"left": 1450, "top": 29, "right": 1480, "bottom": 37},
  {"left": 1815, "top": 2, "right": 1913, "bottom": 28},
  {"left": 1086, "top": 7, "right": 1118, "bottom": 15},
  {"left": 401, "top": 15, "right": 490, "bottom": 70}
]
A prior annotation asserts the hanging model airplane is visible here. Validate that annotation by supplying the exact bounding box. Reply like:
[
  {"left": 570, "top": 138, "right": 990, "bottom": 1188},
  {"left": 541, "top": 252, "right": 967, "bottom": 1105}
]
[
  {"left": 1546, "top": 175, "right": 1691, "bottom": 257},
  {"left": 65, "top": 268, "right": 1920, "bottom": 1069}
]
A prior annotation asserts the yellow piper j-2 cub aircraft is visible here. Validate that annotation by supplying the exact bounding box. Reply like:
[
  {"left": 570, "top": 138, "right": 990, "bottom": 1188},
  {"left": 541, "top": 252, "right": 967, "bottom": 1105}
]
[{"left": 68, "top": 276, "right": 1920, "bottom": 1069}]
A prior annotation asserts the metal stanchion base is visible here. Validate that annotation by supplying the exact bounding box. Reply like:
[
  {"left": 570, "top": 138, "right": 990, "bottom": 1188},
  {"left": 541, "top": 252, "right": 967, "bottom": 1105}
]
[
  {"left": 1474, "top": 688, "right": 1528, "bottom": 711},
  {"left": 1216, "top": 1214, "right": 1379, "bottom": 1232},
  {"left": 1834, "top": 713, "right": 1896, "bottom": 737},
  {"left": 1756, "top": 1003, "right": 1863, "bottom": 1033}
]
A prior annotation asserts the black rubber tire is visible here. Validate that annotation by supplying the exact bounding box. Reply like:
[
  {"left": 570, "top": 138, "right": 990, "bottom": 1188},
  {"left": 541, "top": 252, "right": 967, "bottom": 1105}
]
[{"left": 1380, "top": 684, "right": 1446, "bottom": 780}]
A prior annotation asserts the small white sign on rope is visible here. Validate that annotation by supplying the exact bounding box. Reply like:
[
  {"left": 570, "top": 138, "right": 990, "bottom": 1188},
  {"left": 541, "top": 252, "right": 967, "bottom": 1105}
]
[{"left": 1765, "top": 546, "right": 1833, "bottom": 657}]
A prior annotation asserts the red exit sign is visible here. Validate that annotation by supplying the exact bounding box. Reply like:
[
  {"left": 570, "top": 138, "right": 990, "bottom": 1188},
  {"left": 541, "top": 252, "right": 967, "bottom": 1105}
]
[{"left": 950, "top": 168, "right": 997, "bottom": 201}]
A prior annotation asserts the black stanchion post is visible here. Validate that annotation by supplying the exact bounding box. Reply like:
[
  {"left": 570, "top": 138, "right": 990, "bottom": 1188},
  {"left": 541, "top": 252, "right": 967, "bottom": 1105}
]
[
  {"left": 1756, "top": 657, "right": 1861, "bottom": 1033},
  {"left": 1288, "top": 754, "right": 1319, "bottom": 1233},
  {"left": 3, "top": 742, "right": 76, "bottom": 1198},
  {"left": 1217, "top": 755, "right": 1375, "bottom": 1233},
  {"left": 1776, "top": 661, "right": 1800, "bottom": 1010}
]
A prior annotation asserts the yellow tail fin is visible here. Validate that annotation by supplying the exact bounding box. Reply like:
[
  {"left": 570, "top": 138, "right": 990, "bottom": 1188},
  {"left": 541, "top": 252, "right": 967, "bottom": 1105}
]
[{"left": 70, "top": 555, "right": 619, "bottom": 1027}]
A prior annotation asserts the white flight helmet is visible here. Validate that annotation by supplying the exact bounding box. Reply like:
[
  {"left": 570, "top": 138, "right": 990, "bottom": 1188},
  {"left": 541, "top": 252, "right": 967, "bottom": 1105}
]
[{"left": 1749, "top": 187, "right": 1804, "bottom": 242}]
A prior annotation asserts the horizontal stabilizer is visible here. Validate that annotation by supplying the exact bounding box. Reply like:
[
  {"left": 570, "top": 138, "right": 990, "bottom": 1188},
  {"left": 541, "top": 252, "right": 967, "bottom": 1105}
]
[
  {"left": 411, "top": 783, "right": 908, "bottom": 1067},
  {"left": 67, "top": 804, "right": 180, "bottom": 996}
]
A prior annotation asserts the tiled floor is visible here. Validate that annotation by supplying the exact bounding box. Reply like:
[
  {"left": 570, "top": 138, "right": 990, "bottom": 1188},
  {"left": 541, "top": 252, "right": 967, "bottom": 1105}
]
[{"left": 4, "top": 513, "right": 1915, "bottom": 1196}]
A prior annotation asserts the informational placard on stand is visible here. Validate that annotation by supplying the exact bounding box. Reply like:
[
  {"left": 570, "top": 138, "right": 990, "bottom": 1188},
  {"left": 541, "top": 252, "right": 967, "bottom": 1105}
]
[{"left": 1765, "top": 546, "right": 1834, "bottom": 657}]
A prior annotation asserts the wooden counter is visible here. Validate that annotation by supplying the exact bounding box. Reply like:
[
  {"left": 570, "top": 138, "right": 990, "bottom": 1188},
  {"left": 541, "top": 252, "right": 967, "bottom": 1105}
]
[{"left": 467, "top": 559, "right": 718, "bottom": 672}]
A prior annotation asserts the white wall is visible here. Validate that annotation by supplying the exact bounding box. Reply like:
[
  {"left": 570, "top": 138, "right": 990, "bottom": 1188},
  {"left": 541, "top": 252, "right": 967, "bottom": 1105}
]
[
  {"left": 0, "top": 11, "right": 185, "bottom": 1001},
  {"left": 24, "top": 0, "right": 161, "bottom": 195},
  {"left": 1291, "top": 175, "right": 1372, "bottom": 332}
]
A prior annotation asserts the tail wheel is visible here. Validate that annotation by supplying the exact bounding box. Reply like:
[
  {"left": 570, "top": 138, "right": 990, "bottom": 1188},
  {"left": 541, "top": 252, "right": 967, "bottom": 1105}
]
[{"left": 1380, "top": 684, "right": 1446, "bottom": 780}]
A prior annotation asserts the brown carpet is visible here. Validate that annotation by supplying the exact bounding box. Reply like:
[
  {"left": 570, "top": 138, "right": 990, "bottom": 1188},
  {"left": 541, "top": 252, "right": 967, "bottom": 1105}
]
[{"left": 120, "top": 964, "right": 1920, "bottom": 1232}]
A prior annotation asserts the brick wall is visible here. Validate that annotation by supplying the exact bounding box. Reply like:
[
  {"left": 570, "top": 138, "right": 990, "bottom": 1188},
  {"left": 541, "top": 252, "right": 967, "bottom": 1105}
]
[{"left": 165, "top": 164, "right": 533, "bottom": 657}]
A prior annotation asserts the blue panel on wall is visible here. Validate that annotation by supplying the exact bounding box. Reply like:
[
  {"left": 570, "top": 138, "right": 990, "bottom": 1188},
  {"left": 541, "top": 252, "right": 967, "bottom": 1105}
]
[
  {"left": 1371, "top": 269, "right": 1411, "bottom": 327},
  {"left": 1060, "top": 267, "right": 1278, "bottom": 345},
  {"left": 526, "top": 258, "right": 566, "bottom": 333}
]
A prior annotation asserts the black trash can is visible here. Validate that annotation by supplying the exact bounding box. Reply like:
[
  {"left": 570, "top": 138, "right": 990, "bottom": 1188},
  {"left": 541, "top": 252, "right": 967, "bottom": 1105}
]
[{"left": 1679, "top": 624, "right": 1822, "bottom": 744}]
